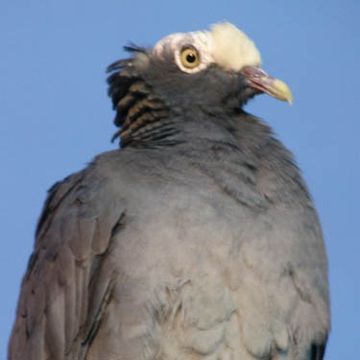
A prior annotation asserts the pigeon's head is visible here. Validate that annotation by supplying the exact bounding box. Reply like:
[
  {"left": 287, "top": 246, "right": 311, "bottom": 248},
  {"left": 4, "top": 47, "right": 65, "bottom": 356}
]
[{"left": 107, "top": 23, "right": 293, "bottom": 144}]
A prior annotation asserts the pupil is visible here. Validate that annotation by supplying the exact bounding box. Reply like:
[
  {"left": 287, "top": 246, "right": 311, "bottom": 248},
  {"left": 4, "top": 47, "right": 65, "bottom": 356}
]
[{"left": 186, "top": 53, "right": 196, "bottom": 63}]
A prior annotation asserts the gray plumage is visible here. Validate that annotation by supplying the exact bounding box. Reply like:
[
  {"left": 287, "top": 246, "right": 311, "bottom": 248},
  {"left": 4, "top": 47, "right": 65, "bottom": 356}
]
[{"left": 9, "top": 23, "right": 329, "bottom": 360}]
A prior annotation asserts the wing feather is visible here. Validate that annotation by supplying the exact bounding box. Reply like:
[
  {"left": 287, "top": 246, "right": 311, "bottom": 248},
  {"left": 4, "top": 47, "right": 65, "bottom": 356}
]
[{"left": 9, "top": 166, "right": 126, "bottom": 359}]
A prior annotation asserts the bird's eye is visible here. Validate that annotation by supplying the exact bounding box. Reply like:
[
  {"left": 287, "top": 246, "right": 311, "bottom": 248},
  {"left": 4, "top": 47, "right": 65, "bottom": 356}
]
[{"left": 180, "top": 47, "right": 201, "bottom": 69}]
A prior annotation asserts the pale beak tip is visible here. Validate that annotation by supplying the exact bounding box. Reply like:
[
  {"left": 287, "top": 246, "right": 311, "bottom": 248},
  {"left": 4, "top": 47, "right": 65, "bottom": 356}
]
[{"left": 272, "top": 79, "right": 293, "bottom": 105}]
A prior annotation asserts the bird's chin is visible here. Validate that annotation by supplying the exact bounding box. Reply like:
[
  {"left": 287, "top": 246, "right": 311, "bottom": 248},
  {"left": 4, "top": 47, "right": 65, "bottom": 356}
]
[{"left": 237, "top": 86, "right": 261, "bottom": 106}]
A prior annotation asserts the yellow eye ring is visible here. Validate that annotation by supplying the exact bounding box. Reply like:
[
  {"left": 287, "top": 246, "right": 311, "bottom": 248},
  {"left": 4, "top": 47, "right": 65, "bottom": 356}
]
[{"left": 180, "top": 47, "right": 201, "bottom": 69}]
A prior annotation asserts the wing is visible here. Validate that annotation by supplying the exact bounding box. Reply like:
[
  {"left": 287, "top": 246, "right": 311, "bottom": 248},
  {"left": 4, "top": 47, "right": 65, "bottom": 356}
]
[{"left": 9, "top": 165, "right": 126, "bottom": 360}]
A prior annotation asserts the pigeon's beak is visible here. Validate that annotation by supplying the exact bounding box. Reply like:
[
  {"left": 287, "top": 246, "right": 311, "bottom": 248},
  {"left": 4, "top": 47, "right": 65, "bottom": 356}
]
[{"left": 241, "top": 65, "right": 293, "bottom": 104}]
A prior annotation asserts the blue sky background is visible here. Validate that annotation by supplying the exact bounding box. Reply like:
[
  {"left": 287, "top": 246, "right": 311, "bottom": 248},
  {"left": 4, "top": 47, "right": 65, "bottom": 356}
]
[{"left": 0, "top": 1, "right": 358, "bottom": 358}]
